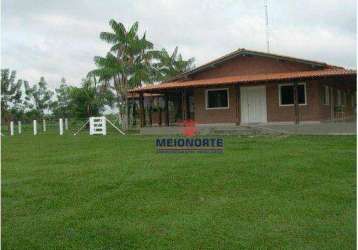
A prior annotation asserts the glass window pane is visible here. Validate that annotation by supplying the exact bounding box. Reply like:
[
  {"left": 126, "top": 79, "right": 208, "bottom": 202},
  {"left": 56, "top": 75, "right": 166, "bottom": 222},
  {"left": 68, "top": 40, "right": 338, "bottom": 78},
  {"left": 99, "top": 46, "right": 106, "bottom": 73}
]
[
  {"left": 298, "top": 84, "right": 305, "bottom": 104},
  {"left": 280, "top": 85, "right": 294, "bottom": 105},
  {"left": 207, "top": 90, "right": 228, "bottom": 108},
  {"left": 320, "top": 86, "right": 325, "bottom": 104}
]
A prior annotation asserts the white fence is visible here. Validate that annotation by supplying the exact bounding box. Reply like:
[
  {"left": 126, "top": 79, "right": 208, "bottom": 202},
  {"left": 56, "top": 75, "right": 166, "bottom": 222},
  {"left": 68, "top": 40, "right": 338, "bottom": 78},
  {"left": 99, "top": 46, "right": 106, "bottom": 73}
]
[
  {"left": 3, "top": 117, "right": 124, "bottom": 136},
  {"left": 2, "top": 118, "right": 71, "bottom": 136}
]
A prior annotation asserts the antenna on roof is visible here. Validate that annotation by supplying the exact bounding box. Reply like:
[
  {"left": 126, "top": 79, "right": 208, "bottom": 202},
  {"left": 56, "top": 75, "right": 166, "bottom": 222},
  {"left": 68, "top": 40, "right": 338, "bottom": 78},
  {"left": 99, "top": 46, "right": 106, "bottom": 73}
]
[{"left": 264, "top": 0, "right": 270, "bottom": 53}]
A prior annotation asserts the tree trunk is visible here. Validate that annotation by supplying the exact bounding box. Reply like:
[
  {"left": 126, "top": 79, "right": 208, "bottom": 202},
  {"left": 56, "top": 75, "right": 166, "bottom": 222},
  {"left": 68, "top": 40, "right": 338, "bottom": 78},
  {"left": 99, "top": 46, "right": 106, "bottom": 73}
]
[
  {"left": 126, "top": 96, "right": 130, "bottom": 129},
  {"left": 113, "top": 77, "right": 125, "bottom": 129},
  {"left": 132, "top": 102, "right": 136, "bottom": 126},
  {"left": 119, "top": 96, "right": 129, "bottom": 130},
  {"left": 116, "top": 95, "right": 123, "bottom": 127},
  {"left": 4, "top": 112, "right": 10, "bottom": 135}
]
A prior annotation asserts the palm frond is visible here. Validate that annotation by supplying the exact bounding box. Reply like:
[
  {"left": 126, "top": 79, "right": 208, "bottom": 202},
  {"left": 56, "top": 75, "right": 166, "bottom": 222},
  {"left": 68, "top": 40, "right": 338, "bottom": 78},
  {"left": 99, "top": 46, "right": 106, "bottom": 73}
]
[
  {"left": 128, "top": 21, "right": 139, "bottom": 39},
  {"left": 109, "top": 19, "right": 126, "bottom": 36},
  {"left": 99, "top": 32, "right": 118, "bottom": 44}
]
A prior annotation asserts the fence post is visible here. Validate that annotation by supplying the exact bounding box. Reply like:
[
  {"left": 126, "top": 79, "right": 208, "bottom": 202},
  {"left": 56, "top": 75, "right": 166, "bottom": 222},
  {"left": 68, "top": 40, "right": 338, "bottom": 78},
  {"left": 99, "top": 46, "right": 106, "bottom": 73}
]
[
  {"left": 65, "top": 118, "right": 68, "bottom": 130},
  {"left": 43, "top": 119, "right": 46, "bottom": 132},
  {"left": 59, "top": 118, "right": 63, "bottom": 135},
  {"left": 18, "top": 121, "right": 22, "bottom": 134},
  {"left": 10, "top": 121, "right": 14, "bottom": 136},
  {"left": 33, "top": 120, "right": 37, "bottom": 135}
]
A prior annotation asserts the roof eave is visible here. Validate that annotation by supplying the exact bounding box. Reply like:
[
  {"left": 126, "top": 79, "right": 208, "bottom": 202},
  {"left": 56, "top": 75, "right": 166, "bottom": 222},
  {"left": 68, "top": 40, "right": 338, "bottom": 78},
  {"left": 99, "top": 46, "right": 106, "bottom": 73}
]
[
  {"left": 129, "top": 70, "right": 356, "bottom": 93},
  {"left": 167, "top": 48, "right": 335, "bottom": 82}
]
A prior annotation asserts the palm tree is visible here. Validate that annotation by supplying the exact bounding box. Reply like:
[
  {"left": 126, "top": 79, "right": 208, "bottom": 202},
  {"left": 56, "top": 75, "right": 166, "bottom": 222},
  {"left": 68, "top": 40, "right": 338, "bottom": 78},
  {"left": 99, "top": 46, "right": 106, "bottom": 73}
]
[
  {"left": 89, "top": 20, "right": 158, "bottom": 128},
  {"left": 156, "top": 47, "right": 195, "bottom": 81}
]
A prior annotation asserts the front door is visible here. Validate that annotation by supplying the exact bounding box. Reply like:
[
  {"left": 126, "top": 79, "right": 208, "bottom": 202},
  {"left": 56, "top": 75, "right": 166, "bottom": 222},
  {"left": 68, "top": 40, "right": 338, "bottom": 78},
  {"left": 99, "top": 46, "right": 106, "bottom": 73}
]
[{"left": 240, "top": 86, "right": 267, "bottom": 123}]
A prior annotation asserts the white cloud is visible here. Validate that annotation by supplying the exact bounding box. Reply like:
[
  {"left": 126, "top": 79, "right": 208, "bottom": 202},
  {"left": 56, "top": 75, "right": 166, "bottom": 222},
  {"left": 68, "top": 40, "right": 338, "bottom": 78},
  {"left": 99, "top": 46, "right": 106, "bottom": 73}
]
[{"left": 1, "top": 0, "right": 356, "bottom": 89}]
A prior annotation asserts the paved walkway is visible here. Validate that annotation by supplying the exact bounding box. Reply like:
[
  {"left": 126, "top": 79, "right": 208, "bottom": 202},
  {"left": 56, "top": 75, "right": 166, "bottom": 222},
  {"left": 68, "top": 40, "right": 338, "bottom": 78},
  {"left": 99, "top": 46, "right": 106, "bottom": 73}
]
[
  {"left": 140, "top": 122, "right": 356, "bottom": 135},
  {"left": 251, "top": 122, "right": 356, "bottom": 135}
]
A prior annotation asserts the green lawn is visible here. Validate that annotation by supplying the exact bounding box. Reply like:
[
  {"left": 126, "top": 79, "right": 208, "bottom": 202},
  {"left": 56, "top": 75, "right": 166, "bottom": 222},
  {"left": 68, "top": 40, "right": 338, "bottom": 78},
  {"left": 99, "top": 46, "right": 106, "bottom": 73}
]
[{"left": 2, "top": 133, "right": 356, "bottom": 249}]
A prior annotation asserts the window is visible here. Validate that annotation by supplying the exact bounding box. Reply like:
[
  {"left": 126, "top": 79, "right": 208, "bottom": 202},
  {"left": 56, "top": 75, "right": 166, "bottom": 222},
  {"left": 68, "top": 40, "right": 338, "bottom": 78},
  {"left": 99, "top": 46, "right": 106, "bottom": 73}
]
[
  {"left": 321, "top": 85, "right": 330, "bottom": 105},
  {"left": 206, "top": 88, "right": 229, "bottom": 109},
  {"left": 279, "top": 83, "right": 306, "bottom": 106}
]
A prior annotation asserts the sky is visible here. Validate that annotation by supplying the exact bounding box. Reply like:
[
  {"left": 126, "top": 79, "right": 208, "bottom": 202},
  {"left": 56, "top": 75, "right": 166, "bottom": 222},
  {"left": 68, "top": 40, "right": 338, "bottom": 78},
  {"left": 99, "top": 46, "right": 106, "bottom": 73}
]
[{"left": 1, "top": 0, "right": 356, "bottom": 89}]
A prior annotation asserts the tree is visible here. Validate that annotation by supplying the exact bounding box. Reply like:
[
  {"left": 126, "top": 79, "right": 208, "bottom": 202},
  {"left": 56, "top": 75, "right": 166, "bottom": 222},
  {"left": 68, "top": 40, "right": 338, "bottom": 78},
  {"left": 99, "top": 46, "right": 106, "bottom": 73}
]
[
  {"left": 68, "top": 77, "right": 114, "bottom": 118},
  {"left": 1, "top": 69, "right": 23, "bottom": 126},
  {"left": 51, "top": 78, "right": 72, "bottom": 118},
  {"left": 24, "top": 77, "right": 54, "bottom": 117},
  {"left": 156, "top": 47, "right": 195, "bottom": 81},
  {"left": 90, "top": 20, "right": 159, "bottom": 128}
]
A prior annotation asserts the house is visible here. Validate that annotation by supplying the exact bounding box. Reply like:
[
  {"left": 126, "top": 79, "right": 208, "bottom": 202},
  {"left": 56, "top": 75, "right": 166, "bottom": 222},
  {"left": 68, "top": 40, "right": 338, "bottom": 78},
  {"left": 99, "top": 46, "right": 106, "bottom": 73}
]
[{"left": 128, "top": 49, "right": 356, "bottom": 127}]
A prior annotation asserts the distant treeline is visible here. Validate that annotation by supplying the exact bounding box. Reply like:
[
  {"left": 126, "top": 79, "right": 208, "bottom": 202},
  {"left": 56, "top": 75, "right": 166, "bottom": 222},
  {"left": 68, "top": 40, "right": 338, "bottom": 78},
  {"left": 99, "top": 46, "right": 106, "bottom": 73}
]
[{"left": 1, "top": 19, "right": 195, "bottom": 126}]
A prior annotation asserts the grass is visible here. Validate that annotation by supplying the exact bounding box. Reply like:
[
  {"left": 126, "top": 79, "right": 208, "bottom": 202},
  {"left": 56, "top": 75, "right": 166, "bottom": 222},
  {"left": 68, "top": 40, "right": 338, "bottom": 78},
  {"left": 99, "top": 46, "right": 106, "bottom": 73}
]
[{"left": 2, "top": 132, "right": 356, "bottom": 249}]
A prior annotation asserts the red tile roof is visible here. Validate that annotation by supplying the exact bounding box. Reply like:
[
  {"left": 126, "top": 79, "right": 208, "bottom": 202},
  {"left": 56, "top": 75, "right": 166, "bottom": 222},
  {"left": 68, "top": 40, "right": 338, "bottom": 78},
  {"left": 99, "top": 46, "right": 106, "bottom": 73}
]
[
  {"left": 168, "top": 48, "right": 340, "bottom": 82},
  {"left": 129, "top": 69, "right": 356, "bottom": 93},
  {"left": 127, "top": 93, "right": 162, "bottom": 98}
]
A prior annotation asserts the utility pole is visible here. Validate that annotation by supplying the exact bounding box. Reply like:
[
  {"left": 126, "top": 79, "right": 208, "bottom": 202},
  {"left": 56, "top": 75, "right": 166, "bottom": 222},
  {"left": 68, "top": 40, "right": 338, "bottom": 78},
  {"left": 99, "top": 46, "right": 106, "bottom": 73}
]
[{"left": 264, "top": 0, "right": 270, "bottom": 53}]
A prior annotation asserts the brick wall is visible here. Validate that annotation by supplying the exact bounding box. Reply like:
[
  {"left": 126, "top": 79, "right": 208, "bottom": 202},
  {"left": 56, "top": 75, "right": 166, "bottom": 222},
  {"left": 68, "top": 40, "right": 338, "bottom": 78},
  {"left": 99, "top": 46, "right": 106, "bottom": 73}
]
[
  {"left": 144, "top": 54, "right": 355, "bottom": 125},
  {"left": 191, "top": 79, "right": 355, "bottom": 124},
  {"left": 193, "top": 85, "right": 238, "bottom": 124},
  {"left": 190, "top": 55, "right": 317, "bottom": 80},
  {"left": 266, "top": 81, "right": 321, "bottom": 122}
]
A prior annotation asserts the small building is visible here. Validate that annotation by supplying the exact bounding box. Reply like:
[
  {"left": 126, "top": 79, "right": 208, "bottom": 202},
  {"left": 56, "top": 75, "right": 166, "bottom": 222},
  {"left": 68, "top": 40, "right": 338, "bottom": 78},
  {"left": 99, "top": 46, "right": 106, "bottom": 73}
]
[{"left": 129, "top": 49, "right": 356, "bottom": 127}]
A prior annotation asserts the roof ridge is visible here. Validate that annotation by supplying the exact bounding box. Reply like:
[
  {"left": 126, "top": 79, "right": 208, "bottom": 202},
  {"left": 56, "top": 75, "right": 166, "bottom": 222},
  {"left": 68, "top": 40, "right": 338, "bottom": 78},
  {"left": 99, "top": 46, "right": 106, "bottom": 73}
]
[{"left": 167, "top": 48, "right": 343, "bottom": 82}]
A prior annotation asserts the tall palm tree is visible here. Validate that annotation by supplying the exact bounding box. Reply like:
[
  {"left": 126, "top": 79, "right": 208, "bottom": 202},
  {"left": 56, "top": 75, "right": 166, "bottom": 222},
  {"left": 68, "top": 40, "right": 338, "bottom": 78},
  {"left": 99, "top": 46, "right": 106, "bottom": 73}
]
[{"left": 89, "top": 20, "right": 158, "bottom": 128}]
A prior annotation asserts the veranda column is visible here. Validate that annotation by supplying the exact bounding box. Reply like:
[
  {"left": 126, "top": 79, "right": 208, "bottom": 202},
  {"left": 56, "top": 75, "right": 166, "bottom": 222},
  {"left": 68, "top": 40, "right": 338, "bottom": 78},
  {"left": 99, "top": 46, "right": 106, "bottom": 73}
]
[
  {"left": 158, "top": 107, "right": 162, "bottom": 126},
  {"left": 148, "top": 97, "right": 153, "bottom": 126},
  {"left": 125, "top": 95, "right": 134, "bottom": 129},
  {"left": 293, "top": 82, "right": 299, "bottom": 124},
  {"left": 132, "top": 101, "right": 137, "bottom": 126},
  {"left": 164, "top": 93, "right": 169, "bottom": 126},
  {"left": 139, "top": 93, "right": 145, "bottom": 128},
  {"left": 186, "top": 92, "right": 191, "bottom": 120},
  {"left": 181, "top": 90, "right": 187, "bottom": 121},
  {"left": 127, "top": 98, "right": 131, "bottom": 127},
  {"left": 235, "top": 84, "right": 241, "bottom": 125},
  {"left": 330, "top": 87, "right": 335, "bottom": 121}
]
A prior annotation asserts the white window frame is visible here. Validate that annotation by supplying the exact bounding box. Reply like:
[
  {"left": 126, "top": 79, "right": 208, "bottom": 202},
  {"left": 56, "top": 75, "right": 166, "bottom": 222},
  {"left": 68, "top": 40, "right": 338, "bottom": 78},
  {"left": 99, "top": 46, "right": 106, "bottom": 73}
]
[
  {"left": 323, "top": 85, "right": 330, "bottom": 105},
  {"left": 205, "top": 88, "right": 230, "bottom": 110},
  {"left": 278, "top": 82, "right": 307, "bottom": 107}
]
